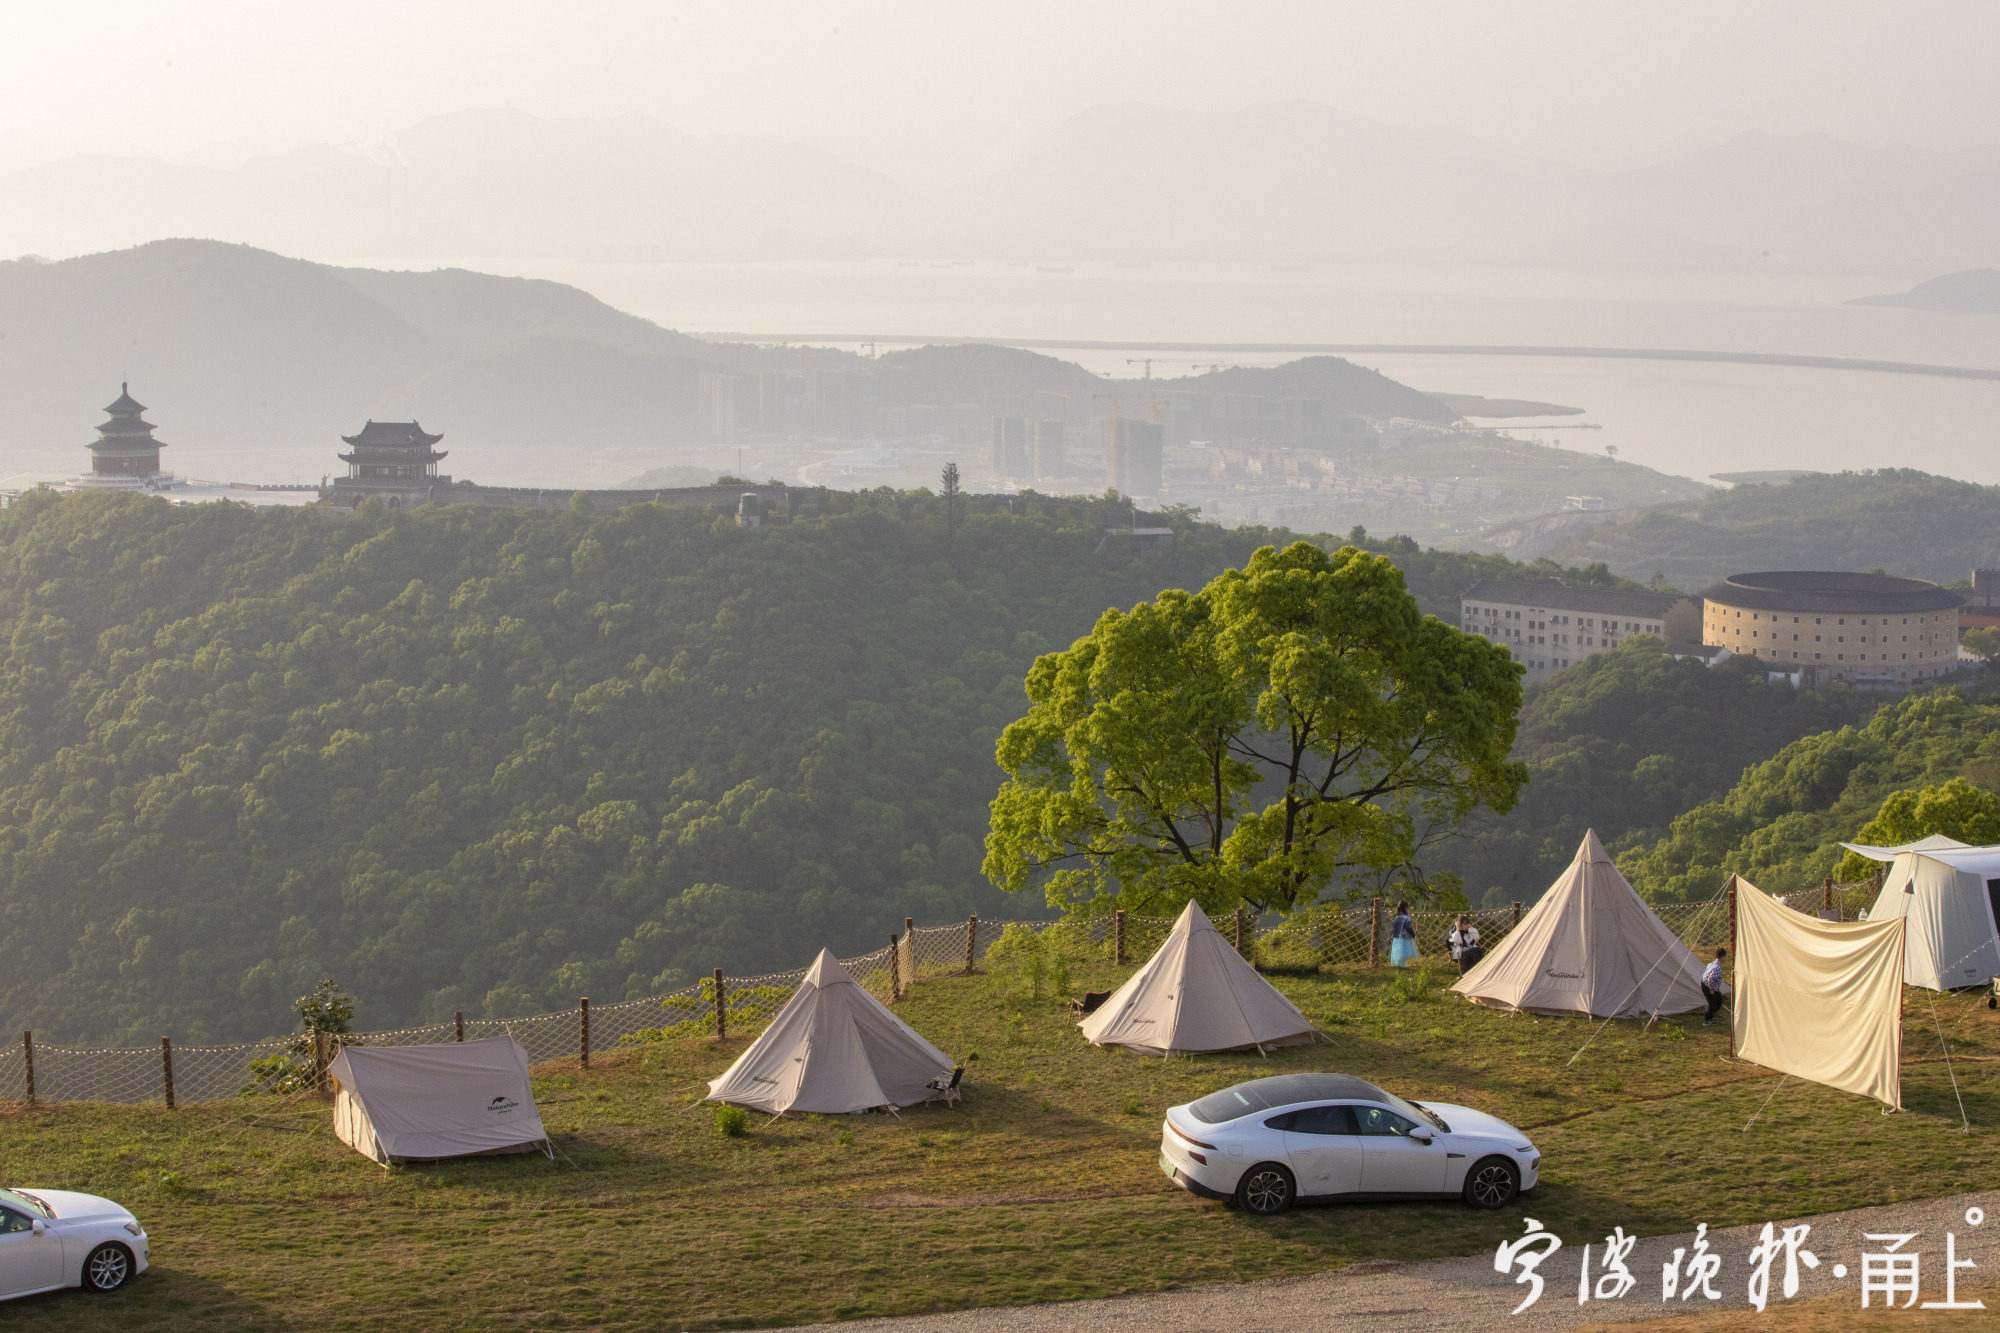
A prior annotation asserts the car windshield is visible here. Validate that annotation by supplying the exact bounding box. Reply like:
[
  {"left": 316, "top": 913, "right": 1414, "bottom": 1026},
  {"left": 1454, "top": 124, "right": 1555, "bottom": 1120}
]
[{"left": 0, "top": 1188, "right": 51, "bottom": 1218}]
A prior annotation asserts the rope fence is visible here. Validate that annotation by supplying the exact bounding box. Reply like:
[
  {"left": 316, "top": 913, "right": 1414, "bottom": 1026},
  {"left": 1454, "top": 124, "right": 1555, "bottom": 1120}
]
[{"left": 0, "top": 872, "right": 1890, "bottom": 1109}]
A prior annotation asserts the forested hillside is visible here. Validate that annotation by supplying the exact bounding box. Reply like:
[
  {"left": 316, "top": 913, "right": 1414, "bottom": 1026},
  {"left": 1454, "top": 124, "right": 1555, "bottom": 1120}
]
[
  {"left": 1430, "top": 642, "right": 1880, "bottom": 903},
  {"left": 1618, "top": 686, "right": 2000, "bottom": 901},
  {"left": 0, "top": 488, "right": 1567, "bottom": 1044},
  {"left": 1519, "top": 469, "right": 2000, "bottom": 588}
]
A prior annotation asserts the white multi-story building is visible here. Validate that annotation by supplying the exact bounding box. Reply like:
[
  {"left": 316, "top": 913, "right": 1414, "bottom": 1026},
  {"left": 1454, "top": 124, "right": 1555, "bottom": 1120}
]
[{"left": 1460, "top": 577, "right": 1701, "bottom": 683}]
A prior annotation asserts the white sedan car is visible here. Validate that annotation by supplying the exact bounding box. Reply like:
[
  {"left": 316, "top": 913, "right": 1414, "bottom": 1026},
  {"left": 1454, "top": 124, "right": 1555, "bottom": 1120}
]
[
  {"left": 0, "top": 1187, "right": 148, "bottom": 1301},
  {"left": 1160, "top": 1072, "right": 1540, "bottom": 1214}
]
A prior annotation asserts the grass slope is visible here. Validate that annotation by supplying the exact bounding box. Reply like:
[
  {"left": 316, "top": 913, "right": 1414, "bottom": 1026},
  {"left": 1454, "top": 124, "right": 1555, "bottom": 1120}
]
[{"left": 5, "top": 961, "right": 1997, "bottom": 1330}]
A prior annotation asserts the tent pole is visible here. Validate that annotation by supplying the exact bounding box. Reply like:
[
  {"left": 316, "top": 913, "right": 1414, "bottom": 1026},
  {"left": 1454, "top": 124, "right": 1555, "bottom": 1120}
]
[{"left": 1728, "top": 877, "right": 1738, "bottom": 1060}]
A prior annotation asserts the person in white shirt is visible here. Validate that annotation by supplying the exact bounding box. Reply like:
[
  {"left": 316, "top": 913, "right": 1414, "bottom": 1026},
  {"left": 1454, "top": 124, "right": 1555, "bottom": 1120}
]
[
  {"left": 1701, "top": 947, "right": 1729, "bottom": 1026},
  {"left": 1446, "top": 915, "right": 1482, "bottom": 973}
]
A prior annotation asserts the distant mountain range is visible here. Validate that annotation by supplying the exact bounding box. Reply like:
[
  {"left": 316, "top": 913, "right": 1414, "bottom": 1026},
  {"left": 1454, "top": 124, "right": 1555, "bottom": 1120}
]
[
  {"left": 3, "top": 106, "right": 1996, "bottom": 271},
  {"left": 0, "top": 239, "right": 1455, "bottom": 485},
  {"left": 1853, "top": 268, "right": 2000, "bottom": 312}
]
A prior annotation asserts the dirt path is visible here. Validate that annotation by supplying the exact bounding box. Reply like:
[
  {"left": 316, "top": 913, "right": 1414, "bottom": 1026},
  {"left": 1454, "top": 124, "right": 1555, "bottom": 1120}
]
[{"left": 777, "top": 1189, "right": 2000, "bottom": 1332}]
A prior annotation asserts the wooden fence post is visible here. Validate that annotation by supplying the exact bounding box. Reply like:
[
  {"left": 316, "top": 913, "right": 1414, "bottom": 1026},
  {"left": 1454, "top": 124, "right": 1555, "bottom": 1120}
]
[
  {"left": 1113, "top": 909, "right": 1126, "bottom": 965},
  {"left": 889, "top": 935, "right": 902, "bottom": 1001},
  {"left": 579, "top": 997, "right": 590, "bottom": 1069},
  {"left": 1369, "top": 898, "right": 1382, "bottom": 968},
  {"left": 904, "top": 917, "right": 915, "bottom": 984},
  {"left": 1822, "top": 876, "right": 1834, "bottom": 915},
  {"left": 160, "top": 1036, "right": 175, "bottom": 1110},
  {"left": 1727, "top": 878, "right": 1739, "bottom": 1060},
  {"left": 1511, "top": 901, "right": 1522, "bottom": 931},
  {"left": 964, "top": 914, "right": 978, "bottom": 974},
  {"left": 312, "top": 1029, "right": 331, "bottom": 1094},
  {"left": 21, "top": 1031, "right": 33, "bottom": 1106},
  {"left": 454, "top": 1011, "right": 465, "bottom": 1042},
  {"left": 1234, "top": 908, "right": 1246, "bottom": 954},
  {"left": 713, "top": 968, "right": 727, "bottom": 1041}
]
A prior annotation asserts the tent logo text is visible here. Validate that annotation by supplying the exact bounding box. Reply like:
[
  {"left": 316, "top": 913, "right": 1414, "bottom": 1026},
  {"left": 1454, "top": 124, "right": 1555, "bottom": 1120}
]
[{"left": 488, "top": 1096, "right": 519, "bottom": 1115}]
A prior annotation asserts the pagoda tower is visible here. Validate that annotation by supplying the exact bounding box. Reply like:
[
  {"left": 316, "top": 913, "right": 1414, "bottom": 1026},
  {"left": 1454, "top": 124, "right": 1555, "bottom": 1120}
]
[
  {"left": 327, "top": 420, "right": 451, "bottom": 507},
  {"left": 84, "top": 383, "right": 168, "bottom": 484}
]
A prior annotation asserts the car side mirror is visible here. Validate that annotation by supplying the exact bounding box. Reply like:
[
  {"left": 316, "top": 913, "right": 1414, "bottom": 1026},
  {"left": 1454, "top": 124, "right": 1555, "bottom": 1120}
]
[
  {"left": 1409, "top": 1126, "right": 1435, "bottom": 1145},
  {"left": 31, "top": 1219, "right": 45, "bottom": 1236}
]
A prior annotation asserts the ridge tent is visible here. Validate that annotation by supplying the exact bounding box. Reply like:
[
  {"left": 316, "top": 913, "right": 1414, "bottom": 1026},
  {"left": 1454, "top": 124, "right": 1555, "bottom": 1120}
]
[
  {"left": 706, "top": 948, "right": 953, "bottom": 1114},
  {"left": 328, "top": 1036, "right": 551, "bottom": 1165},
  {"left": 1851, "top": 844, "right": 2000, "bottom": 990},
  {"left": 1079, "top": 901, "right": 1313, "bottom": 1055},
  {"left": 1452, "top": 829, "right": 1706, "bottom": 1018},
  {"left": 1731, "top": 876, "right": 1905, "bottom": 1109}
]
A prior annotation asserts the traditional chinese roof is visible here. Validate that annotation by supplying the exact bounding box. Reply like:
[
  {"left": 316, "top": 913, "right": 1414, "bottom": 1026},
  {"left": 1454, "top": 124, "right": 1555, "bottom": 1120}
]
[
  {"left": 89, "top": 383, "right": 166, "bottom": 454},
  {"left": 1696, "top": 571, "right": 1962, "bottom": 616},
  {"left": 103, "top": 382, "right": 146, "bottom": 415},
  {"left": 341, "top": 420, "right": 444, "bottom": 449}
]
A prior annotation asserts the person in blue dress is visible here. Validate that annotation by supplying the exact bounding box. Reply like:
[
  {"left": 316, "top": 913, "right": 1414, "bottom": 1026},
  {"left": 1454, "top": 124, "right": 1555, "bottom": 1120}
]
[{"left": 1389, "top": 899, "right": 1418, "bottom": 967}]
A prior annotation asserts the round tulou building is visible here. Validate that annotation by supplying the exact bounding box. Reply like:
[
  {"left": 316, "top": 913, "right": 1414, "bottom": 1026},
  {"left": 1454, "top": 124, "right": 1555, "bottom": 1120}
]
[{"left": 1698, "top": 571, "right": 1962, "bottom": 686}]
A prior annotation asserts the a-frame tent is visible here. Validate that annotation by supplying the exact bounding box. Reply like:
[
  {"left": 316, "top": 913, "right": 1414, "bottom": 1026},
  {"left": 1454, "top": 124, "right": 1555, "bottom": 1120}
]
[
  {"left": 1079, "top": 901, "right": 1314, "bottom": 1055},
  {"left": 1848, "top": 843, "right": 2000, "bottom": 990},
  {"left": 706, "top": 949, "right": 954, "bottom": 1114},
  {"left": 1453, "top": 829, "right": 1706, "bottom": 1018},
  {"left": 329, "top": 1036, "right": 553, "bottom": 1165}
]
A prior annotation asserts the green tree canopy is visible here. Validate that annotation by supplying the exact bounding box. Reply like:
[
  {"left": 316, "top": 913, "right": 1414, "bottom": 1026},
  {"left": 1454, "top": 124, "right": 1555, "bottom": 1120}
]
[
  {"left": 983, "top": 542, "right": 1526, "bottom": 916},
  {"left": 1835, "top": 777, "right": 2000, "bottom": 878}
]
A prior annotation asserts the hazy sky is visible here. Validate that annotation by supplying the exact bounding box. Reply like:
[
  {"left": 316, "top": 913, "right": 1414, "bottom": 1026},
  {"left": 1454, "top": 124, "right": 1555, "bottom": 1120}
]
[{"left": 6, "top": 1, "right": 1998, "bottom": 179}]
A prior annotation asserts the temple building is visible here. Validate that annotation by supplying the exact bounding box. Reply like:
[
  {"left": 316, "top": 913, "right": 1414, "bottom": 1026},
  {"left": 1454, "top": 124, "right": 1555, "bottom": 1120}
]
[
  {"left": 80, "top": 383, "right": 171, "bottom": 487},
  {"left": 325, "top": 420, "right": 451, "bottom": 507}
]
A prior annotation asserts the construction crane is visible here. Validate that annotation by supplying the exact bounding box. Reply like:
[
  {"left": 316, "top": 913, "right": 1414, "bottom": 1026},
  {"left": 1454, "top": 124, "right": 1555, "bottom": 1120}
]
[{"left": 1126, "top": 358, "right": 1157, "bottom": 379}]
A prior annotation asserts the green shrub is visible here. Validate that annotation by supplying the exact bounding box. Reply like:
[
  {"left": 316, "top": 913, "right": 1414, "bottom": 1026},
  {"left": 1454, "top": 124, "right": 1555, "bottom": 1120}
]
[
  {"left": 834, "top": 1129, "right": 854, "bottom": 1147},
  {"left": 714, "top": 1105, "right": 750, "bottom": 1138}
]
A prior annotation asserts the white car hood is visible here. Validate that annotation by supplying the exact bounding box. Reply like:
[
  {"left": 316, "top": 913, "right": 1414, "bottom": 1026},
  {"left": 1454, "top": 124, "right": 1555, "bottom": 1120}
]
[
  {"left": 18, "top": 1188, "right": 134, "bottom": 1223},
  {"left": 1422, "top": 1103, "right": 1530, "bottom": 1146}
]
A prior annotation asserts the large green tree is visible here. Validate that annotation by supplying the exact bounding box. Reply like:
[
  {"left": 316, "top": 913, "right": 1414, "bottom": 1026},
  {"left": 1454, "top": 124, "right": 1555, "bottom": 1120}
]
[{"left": 983, "top": 542, "right": 1527, "bottom": 915}]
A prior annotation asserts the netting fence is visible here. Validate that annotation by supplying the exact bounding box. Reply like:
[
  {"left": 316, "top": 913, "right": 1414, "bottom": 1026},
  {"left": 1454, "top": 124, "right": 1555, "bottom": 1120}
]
[{"left": 0, "top": 874, "right": 1883, "bottom": 1109}]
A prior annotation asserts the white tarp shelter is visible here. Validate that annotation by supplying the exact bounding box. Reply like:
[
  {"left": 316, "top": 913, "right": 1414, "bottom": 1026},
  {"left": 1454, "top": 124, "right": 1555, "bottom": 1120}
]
[
  {"left": 1840, "top": 834, "right": 1970, "bottom": 860},
  {"left": 706, "top": 948, "right": 953, "bottom": 1114},
  {"left": 1079, "top": 901, "right": 1313, "bottom": 1055},
  {"left": 1453, "top": 829, "right": 1706, "bottom": 1018},
  {"left": 1732, "top": 875, "right": 1905, "bottom": 1109},
  {"left": 1850, "top": 844, "right": 2000, "bottom": 990},
  {"left": 328, "top": 1036, "right": 551, "bottom": 1165}
]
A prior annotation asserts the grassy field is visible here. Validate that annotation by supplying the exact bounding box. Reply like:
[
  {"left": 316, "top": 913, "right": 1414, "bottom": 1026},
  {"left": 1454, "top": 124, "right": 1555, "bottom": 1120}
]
[{"left": 4, "top": 958, "right": 1999, "bottom": 1331}]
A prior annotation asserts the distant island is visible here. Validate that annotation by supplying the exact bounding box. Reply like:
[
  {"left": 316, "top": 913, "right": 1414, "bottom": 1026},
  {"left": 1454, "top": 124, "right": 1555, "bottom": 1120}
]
[
  {"left": 1432, "top": 392, "right": 1585, "bottom": 419},
  {"left": 1852, "top": 268, "right": 2000, "bottom": 313}
]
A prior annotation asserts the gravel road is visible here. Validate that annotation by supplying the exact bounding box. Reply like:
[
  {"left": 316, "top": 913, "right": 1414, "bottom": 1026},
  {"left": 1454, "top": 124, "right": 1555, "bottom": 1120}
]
[{"left": 778, "top": 1188, "right": 2000, "bottom": 1332}]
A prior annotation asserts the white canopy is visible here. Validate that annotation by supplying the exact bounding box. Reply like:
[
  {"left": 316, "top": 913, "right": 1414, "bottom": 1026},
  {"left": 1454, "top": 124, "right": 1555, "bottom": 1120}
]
[
  {"left": 1733, "top": 876, "right": 1905, "bottom": 1109},
  {"left": 1863, "top": 845, "right": 2000, "bottom": 989},
  {"left": 1453, "top": 829, "right": 1707, "bottom": 1018},
  {"left": 706, "top": 949, "right": 953, "bottom": 1114},
  {"left": 1839, "top": 834, "right": 1970, "bottom": 862},
  {"left": 1079, "top": 901, "right": 1313, "bottom": 1055},
  {"left": 328, "top": 1036, "right": 551, "bottom": 1165}
]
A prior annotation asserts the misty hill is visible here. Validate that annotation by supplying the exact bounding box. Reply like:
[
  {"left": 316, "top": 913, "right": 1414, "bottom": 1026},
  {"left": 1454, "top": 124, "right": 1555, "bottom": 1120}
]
[
  {"left": 1162, "top": 356, "right": 1457, "bottom": 424},
  {"left": 1853, "top": 268, "right": 2000, "bottom": 313},
  {"left": 1470, "top": 469, "right": 2000, "bottom": 588}
]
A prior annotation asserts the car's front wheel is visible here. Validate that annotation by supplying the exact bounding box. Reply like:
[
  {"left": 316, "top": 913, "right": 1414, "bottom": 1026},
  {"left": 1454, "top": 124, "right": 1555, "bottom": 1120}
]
[
  {"left": 1235, "top": 1162, "right": 1295, "bottom": 1215},
  {"left": 1463, "top": 1156, "right": 1520, "bottom": 1210},
  {"left": 83, "top": 1242, "right": 133, "bottom": 1292}
]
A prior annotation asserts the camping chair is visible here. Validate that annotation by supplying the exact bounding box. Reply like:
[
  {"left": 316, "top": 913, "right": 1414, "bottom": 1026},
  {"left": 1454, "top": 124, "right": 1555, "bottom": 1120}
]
[
  {"left": 925, "top": 1066, "right": 964, "bottom": 1108},
  {"left": 1068, "top": 989, "right": 1113, "bottom": 1017}
]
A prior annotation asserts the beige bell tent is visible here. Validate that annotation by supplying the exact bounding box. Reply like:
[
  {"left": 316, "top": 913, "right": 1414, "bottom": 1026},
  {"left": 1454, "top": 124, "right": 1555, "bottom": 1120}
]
[
  {"left": 1732, "top": 876, "right": 1905, "bottom": 1109},
  {"left": 706, "top": 948, "right": 953, "bottom": 1114},
  {"left": 1079, "top": 901, "right": 1313, "bottom": 1055},
  {"left": 328, "top": 1036, "right": 552, "bottom": 1165},
  {"left": 1846, "top": 843, "right": 2000, "bottom": 990},
  {"left": 1453, "top": 829, "right": 1706, "bottom": 1018}
]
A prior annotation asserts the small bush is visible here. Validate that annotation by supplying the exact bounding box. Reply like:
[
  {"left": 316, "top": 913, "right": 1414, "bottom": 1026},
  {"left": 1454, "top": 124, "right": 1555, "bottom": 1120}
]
[
  {"left": 714, "top": 1105, "right": 750, "bottom": 1138},
  {"left": 1121, "top": 1095, "right": 1144, "bottom": 1116},
  {"left": 834, "top": 1129, "right": 854, "bottom": 1147}
]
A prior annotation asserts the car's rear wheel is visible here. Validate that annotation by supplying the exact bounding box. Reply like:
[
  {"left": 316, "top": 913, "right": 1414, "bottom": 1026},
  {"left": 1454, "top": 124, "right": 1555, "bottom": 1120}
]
[
  {"left": 1235, "top": 1162, "right": 1295, "bottom": 1215},
  {"left": 1463, "top": 1156, "right": 1520, "bottom": 1210},
  {"left": 83, "top": 1242, "right": 133, "bottom": 1292}
]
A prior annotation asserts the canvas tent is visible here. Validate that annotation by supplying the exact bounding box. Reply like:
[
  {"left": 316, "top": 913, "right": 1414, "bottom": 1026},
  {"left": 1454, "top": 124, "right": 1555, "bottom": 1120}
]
[
  {"left": 1847, "top": 843, "right": 2000, "bottom": 990},
  {"left": 1079, "top": 901, "right": 1313, "bottom": 1055},
  {"left": 706, "top": 948, "right": 953, "bottom": 1114},
  {"left": 1453, "top": 829, "right": 1706, "bottom": 1018},
  {"left": 1731, "top": 876, "right": 1905, "bottom": 1109},
  {"left": 328, "top": 1036, "right": 551, "bottom": 1165}
]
